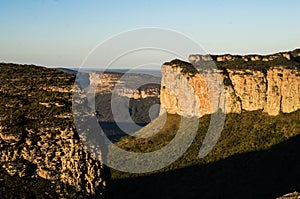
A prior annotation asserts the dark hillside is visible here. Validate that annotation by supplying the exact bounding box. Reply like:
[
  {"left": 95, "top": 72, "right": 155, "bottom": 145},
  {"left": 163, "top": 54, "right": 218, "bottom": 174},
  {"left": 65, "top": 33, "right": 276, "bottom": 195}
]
[{"left": 112, "top": 111, "right": 300, "bottom": 198}]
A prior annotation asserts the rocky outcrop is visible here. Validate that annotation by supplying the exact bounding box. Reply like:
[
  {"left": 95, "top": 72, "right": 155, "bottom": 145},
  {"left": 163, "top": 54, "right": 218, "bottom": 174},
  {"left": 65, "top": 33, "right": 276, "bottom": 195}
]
[
  {"left": 89, "top": 72, "right": 160, "bottom": 99},
  {"left": 189, "top": 49, "right": 300, "bottom": 64},
  {"left": 88, "top": 71, "right": 161, "bottom": 123},
  {"left": 0, "top": 63, "right": 110, "bottom": 198},
  {"left": 0, "top": 127, "right": 110, "bottom": 198},
  {"left": 160, "top": 56, "right": 300, "bottom": 117},
  {"left": 277, "top": 192, "right": 300, "bottom": 199}
]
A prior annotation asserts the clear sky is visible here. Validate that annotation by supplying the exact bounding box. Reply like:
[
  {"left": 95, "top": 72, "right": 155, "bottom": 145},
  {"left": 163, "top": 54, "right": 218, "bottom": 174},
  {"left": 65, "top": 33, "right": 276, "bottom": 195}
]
[{"left": 1, "top": 0, "right": 300, "bottom": 68}]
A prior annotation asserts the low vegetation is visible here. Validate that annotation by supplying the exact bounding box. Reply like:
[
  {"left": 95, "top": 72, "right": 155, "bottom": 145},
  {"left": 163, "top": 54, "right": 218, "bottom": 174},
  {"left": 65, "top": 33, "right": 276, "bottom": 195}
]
[
  {"left": 111, "top": 110, "right": 300, "bottom": 198},
  {"left": 0, "top": 63, "right": 79, "bottom": 197},
  {"left": 164, "top": 59, "right": 199, "bottom": 76},
  {"left": 1, "top": 62, "right": 299, "bottom": 198},
  {"left": 216, "top": 56, "right": 300, "bottom": 70},
  {"left": 0, "top": 63, "right": 75, "bottom": 134},
  {"left": 95, "top": 94, "right": 160, "bottom": 123},
  {"left": 166, "top": 50, "right": 300, "bottom": 74}
]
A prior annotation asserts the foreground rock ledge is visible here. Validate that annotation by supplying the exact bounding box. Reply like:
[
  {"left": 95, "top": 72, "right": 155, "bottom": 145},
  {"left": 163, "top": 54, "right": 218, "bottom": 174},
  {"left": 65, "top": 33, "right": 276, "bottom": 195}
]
[
  {"left": 0, "top": 127, "right": 110, "bottom": 198},
  {"left": 277, "top": 192, "right": 300, "bottom": 199},
  {"left": 0, "top": 64, "right": 110, "bottom": 198}
]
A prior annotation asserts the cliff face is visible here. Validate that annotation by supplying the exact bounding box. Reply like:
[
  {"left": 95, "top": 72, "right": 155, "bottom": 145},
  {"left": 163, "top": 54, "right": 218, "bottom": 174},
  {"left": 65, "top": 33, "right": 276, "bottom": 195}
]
[
  {"left": 0, "top": 64, "right": 109, "bottom": 198},
  {"left": 160, "top": 55, "right": 300, "bottom": 117},
  {"left": 89, "top": 72, "right": 160, "bottom": 99},
  {"left": 0, "top": 127, "right": 109, "bottom": 198},
  {"left": 89, "top": 71, "right": 161, "bottom": 123},
  {"left": 160, "top": 64, "right": 223, "bottom": 117}
]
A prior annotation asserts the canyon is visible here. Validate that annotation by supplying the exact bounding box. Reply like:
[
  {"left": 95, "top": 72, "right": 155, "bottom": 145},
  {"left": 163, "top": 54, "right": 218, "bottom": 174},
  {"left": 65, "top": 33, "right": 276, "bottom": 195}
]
[
  {"left": 88, "top": 49, "right": 300, "bottom": 119},
  {"left": 1, "top": 49, "right": 300, "bottom": 198}
]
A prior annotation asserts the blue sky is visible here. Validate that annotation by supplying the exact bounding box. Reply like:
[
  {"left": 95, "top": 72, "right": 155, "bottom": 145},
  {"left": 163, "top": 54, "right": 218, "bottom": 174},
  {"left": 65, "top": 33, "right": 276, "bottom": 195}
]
[{"left": 1, "top": 0, "right": 300, "bottom": 68}]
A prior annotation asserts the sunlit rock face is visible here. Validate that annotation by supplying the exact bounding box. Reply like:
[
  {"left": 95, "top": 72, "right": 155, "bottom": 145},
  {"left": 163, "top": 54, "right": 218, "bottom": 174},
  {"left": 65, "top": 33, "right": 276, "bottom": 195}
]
[
  {"left": 160, "top": 61, "right": 226, "bottom": 117},
  {"left": 264, "top": 67, "right": 300, "bottom": 115},
  {"left": 160, "top": 57, "right": 300, "bottom": 118},
  {"left": 227, "top": 69, "right": 267, "bottom": 112},
  {"left": 89, "top": 72, "right": 160, "bottom": 99}
]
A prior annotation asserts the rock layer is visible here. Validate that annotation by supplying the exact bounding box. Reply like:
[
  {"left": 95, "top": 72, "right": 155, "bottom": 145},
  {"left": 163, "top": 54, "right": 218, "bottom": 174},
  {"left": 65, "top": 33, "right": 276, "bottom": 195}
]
[
  {"left": 160, "top": 60, "right": 300, "bottom": 117},
  {"left": 0, "top": 63, "right": 110, "bottom": 198},
  {"left": 89, "top": 72, "right": 160, "bottom": 99},
  {"left": 0, "top": 127, "right": 110, "bottom": 198}
]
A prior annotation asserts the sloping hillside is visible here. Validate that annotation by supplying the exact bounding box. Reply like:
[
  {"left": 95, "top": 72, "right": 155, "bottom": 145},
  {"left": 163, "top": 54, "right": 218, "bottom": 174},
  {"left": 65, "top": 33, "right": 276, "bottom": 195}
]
[
  {"left": 0, "top": 63, "right": 110, "bottom": 198},
  {"left": 111, "top": 111, "right": 300, "bottom": 198}
]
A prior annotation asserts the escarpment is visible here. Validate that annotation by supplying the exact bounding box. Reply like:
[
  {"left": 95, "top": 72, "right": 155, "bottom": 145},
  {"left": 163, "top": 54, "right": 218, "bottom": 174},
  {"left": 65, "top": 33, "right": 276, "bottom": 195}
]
[
  {"left": 89, "top": 71, "right": 161, "bottom": 123},
  {"left": 0, "top": 63, "right": 110, "bottom": 198},
  {"left": 161, "top": 49, "right": 300, "bottom": 117},
  {"left": 89, "top": 72, "right": 160, "bottom": 99}
]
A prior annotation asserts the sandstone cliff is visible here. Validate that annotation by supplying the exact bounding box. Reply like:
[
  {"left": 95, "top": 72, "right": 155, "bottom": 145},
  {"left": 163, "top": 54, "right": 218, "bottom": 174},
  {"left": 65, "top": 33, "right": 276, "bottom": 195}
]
[
  {"left": 88, "top": 71, "right": 161, "bottom": 123},
  {"left": 89, "top": 72, "right": 160, "bottom": 99},
  {"left": 160, "top": 50, "right": 300, "bottom": 117}
]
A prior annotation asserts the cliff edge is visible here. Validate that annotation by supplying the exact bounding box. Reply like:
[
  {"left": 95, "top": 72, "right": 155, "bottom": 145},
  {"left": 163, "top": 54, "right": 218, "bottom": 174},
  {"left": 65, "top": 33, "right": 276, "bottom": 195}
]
[
  {"left": 160, "top": 50, "right": 300, "bottom": 117},
  {"left": 0, "top": 63, "right": 110, "bottom": 198}
]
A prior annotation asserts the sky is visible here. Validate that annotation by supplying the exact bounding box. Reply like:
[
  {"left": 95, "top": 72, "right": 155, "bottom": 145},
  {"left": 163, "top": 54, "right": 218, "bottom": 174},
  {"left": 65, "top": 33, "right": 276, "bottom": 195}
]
[{"left": 1, "top": 0, "right": 300, "bottom": 68}]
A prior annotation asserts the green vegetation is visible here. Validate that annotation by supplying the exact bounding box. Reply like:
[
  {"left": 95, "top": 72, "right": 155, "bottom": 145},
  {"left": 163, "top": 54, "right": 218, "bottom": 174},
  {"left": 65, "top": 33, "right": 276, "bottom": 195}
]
[
  {"left": 0, "top": 63, "right": 80, "bottom": 197},
  {"left": 112, "top": 110, "right": 300, "bottom": 177},
  {"left": 216, "top": 56, "right": 300, "bottom": 70},
  {"left": 95, "top": 94, "right": 160, "bottom": 123},
  {"left": 1, "top": 61, "right": 300, "bottom": 198},
  {"left": 0, "top": 63, "right": 74, "bottom": 134},
  {"left": 166, "top": 51, "right": 300, "bottom": 73},
  {"left": 114, "top": 114, "right": 180, "bottom": 153},
  {"left": 291, "top": 48, "right": 300, "bottom": 57},
  {"left": 111, "top": 111, "right": 300, "bottom": 198},
  {"left": 164, "top": 59, "right": 199, "bottom": 76}
]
